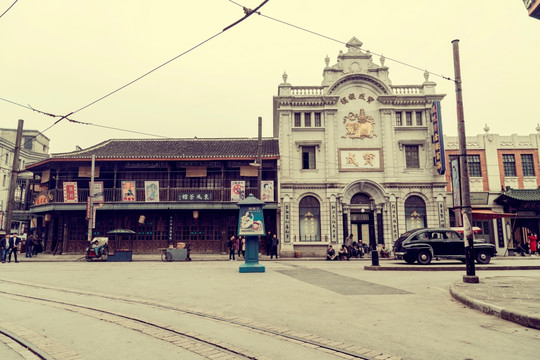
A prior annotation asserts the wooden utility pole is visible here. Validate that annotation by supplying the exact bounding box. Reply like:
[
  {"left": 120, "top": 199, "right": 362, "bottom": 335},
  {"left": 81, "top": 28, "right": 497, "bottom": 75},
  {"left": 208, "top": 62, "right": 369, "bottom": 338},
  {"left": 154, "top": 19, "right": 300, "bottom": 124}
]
[
  {"left": 87, "top": 155, "right": 96, "bottom": 244},
  {"left": 257, "top": 116, "right": 262, "bottom": 198},
  {"left": 452, "top": 39, "right": 478, "bottom": 283},
  {"left": 4, "top": 119, "right": 24, "bottom": 233}
]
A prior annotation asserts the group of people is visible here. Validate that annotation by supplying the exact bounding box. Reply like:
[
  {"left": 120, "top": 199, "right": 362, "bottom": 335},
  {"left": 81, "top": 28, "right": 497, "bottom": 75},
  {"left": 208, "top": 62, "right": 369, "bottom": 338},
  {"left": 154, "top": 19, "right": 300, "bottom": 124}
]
[
  {"left": 327, "top": 234, "right": 389, "bottom": 261},
  {"left": 1, "top": 232, "right": 43, "bottom": 263},
  {"left": 227, "top": 235, "right": 246, "bottom": 261},
  {"left": 227, "top": 231, "right": 280, "bottom": 260}
]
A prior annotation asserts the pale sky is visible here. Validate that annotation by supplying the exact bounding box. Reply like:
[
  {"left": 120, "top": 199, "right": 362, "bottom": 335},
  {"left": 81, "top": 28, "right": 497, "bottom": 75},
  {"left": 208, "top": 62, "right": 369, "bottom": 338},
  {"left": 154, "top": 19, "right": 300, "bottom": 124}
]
[{"left": 1, "top": 1, "right": 539, "bottom": 154}]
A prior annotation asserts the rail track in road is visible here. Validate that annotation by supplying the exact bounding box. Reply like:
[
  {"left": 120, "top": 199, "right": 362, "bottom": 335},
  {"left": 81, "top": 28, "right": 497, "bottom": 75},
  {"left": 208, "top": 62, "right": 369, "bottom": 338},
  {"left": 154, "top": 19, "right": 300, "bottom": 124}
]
[{"left": 0, "top": 279, "right": 399, "bottom": 360}]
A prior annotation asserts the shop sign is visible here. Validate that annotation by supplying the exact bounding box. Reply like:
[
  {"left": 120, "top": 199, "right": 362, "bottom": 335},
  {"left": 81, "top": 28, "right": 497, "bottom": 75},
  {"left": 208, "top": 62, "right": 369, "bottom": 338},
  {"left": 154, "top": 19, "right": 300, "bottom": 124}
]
[
  {"left": 431, "top": 101, "right": 446, "bottom": 175},
  {"left": 178, "top": 192, "right": 213, "bottom": 201}
]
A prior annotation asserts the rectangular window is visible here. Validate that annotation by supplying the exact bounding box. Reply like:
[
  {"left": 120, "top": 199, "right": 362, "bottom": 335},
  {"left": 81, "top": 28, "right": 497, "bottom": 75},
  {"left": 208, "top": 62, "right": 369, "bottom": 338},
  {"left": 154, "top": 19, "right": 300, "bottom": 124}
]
[
  {"left": 314, "top": 112, "right": 321, "bottom": 127},
  {"left": 23, "top": 137, "right": 33, "bottom": 150},
  {"left": 396, "top": 112, "right": 402, "bottom": 126},
  {"left": 405, "top": 145, "right": 420, "bottom": 168},
  {"left": 304, "top": 113, "right": 311, "bottom": 127},
  {"left": 521, "top": 154, "right": 535, "bottom": 176},
  {"left": 415, "top": 112, "right": 423, "bottom": 126},
  {"left": 4, "top": 154, "right": 8, "bottom": 165},
  {"left": 2, "top": 175, "right": 5, "bottom": 187},
  {"left": 503, "top": 154, "right": 516, "bottom": 177},
  {"left": 294, "top": 113, "right": 301, "bottom": 127},
  {"left": 405, "top": 112, "right": 412, "bottom": 126},
  {"left": 302, "top": 146, "right": 316, "bottom": 169},
  {"left": 467, "top": 155, "right": 481, "bottom": 177}
]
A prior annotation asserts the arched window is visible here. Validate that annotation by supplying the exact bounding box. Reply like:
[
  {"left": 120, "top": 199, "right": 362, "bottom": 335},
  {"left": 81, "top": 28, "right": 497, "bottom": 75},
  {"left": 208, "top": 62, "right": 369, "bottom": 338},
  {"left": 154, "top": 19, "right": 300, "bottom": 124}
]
[
  {"left": 299, "top": 196, "right": 321, "bottom": 242},
  {"left": 405, "top": 195, "right": 426, "bottom": 230},
  {"left": 350, "top": 193, "right": 370, "bottom": 205}
]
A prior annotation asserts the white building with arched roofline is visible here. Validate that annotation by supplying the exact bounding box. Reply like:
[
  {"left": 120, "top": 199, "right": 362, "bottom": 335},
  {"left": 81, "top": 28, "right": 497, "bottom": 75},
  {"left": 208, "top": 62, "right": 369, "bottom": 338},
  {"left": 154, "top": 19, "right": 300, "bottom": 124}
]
[{"left": 273, "top": 37, "right": 448, "bottom": 257}]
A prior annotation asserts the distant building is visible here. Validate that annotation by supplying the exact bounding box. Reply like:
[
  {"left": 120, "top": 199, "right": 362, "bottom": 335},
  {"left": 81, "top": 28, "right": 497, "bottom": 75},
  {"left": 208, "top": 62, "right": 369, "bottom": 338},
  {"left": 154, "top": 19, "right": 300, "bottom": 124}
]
[
  {"left": 273, "top": 37, "right": 447, "bottom": 257},
  {"left": 523, "top": 0, "right": 540, "bottom": 20},
  {"left": 25, "top": 138, "right": 279, "bottom": 254},
  {"left": 445, "top": 125, "right": 540, "bottom": 253},
  {"left": 0, "top": 128, "right": 49, "bottom": 232}
]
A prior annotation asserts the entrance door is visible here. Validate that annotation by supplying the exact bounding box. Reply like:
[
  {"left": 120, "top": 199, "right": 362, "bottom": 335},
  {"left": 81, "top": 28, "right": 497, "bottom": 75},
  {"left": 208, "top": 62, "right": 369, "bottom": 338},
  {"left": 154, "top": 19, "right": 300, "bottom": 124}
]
[{"left": 351, "top": 212, "right": 373, "bottom": 248}]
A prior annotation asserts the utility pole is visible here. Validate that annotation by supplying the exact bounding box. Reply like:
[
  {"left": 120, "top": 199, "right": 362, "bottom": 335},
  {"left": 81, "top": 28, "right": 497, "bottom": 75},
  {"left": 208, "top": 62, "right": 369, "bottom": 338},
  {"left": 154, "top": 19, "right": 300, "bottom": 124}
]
[
  {"left": 4, "top": 119, "right": 24, "bottom": 233},
  {"left": 257, "top": 116, "right": 262, "bottom": 199},
  {"left": 452, "top": 39, "right": 478, "bottom": 283},
  {"left": 87, "top": 155, "right": 95, "bottom": 244}
]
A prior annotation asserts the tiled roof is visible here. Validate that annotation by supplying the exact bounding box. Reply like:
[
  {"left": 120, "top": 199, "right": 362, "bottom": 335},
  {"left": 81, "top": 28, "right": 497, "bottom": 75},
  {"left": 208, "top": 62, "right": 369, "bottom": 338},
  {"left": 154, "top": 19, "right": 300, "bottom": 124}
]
[
  {"left": 498, "top": 187, "right": 540, "bottom": 202},
  {"left": 50, "top": 138, "right": 280, "bottom": 159}
]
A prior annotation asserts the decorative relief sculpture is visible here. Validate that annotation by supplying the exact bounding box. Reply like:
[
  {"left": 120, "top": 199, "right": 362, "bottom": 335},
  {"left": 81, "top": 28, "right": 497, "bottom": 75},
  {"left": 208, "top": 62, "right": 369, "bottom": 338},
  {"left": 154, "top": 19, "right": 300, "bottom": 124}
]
[{"left": 342, "top": 109, "right": 377, "bottom": 139}]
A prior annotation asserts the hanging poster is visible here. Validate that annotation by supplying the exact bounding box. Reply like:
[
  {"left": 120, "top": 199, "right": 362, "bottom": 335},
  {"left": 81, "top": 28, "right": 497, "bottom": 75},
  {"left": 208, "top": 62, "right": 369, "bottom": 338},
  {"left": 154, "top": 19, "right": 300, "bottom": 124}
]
[
  {"left": 63, "top": 182, "right": 78, "bottom": 203},
  {"left": 122, "top": 181, "right": 136, "bottom": 201},
  {"left": 261, "top": 180, "right": 274, "bottom": 202},
  {"left": 145, "top": 181, "right": 160, "bottom": 202},
  {"left": 231, "top": 181, "right": 245, "bottom": 201},
  {"left": 92, "top": 181, "right": 104, "bottom": 203}
]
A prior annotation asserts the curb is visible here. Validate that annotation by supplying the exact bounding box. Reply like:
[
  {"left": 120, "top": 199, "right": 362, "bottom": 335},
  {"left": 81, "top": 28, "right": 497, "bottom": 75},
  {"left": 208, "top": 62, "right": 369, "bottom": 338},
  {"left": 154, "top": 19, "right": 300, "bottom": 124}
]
[
  {"left": 364, "top": 265, "right": 540, "bottom": 271},
  {"left": 449, "top": 283, "right": 540, "bottom": 330}
]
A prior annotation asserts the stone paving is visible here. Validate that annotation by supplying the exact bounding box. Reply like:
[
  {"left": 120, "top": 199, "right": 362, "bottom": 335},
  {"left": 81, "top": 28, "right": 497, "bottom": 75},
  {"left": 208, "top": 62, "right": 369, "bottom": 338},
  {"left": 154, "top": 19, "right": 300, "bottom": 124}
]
[{"left": 6, "top": 252, "right": 540, "bottom": 331}]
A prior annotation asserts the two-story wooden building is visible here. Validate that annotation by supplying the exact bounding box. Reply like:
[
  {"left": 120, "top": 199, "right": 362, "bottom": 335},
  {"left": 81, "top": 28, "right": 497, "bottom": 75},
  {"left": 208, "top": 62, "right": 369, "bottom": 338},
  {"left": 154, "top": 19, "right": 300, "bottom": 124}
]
[{"left": 25, "top": 138, "right": 279, "bottom": 254}]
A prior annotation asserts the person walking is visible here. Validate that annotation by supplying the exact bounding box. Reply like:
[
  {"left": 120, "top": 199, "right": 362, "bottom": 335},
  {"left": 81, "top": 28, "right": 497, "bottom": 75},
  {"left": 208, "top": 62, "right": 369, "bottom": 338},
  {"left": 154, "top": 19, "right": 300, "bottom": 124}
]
[
  {"left": 1, "top": 235, "right": 9, "bottom": 263},
  {"left": 270, "top": 234, "right": 279, "bottom": 259},
  {"left": 228, "top": 236, "right": 236, "bottom": 261},
  {"left": 25, "top": 234, "right": 34, "bottom": 258},
  {"left": 8, "top": 232, "right": 21, "bottom": 263},
  {"left": 241, "top": 236, "right": 246, "bottom": 258},
  {"left": 529, "top": 233, "right": 538, "bottom": 256},
  {"left": 265, "top": 231, "right": 272, "bottom": 256},
  {"left": 237, "top": 236, "right": 243, "bottom": 258}
]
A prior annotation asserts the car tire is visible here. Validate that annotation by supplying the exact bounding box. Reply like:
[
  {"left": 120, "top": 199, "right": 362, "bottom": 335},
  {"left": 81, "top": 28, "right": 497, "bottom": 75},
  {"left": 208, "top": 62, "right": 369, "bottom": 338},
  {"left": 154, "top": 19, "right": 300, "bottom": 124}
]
[
  {"left": 417, "top": 250, "right": 432, "bottom": 265},
  {"left": 476, "top": 251, "right": 491, "bottom": 264},
  {"left": 403, "top": 255, "right": 416, "bottom": 264}
]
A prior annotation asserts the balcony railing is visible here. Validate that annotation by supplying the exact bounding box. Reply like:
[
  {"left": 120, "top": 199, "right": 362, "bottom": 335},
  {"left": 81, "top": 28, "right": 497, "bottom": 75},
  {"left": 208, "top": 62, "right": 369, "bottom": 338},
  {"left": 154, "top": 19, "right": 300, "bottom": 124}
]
[{"left": 31, "top": 187, "right": 269, "bottom": 206}]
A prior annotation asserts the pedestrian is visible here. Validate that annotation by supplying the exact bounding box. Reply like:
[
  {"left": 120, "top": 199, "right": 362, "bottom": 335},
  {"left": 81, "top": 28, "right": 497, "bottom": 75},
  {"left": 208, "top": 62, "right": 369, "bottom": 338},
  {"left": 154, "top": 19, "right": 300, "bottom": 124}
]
[
  {"left": 270, "top": 234, "right": 279, "bottom": 259},
  {"left": 8, "top": 232, "right": 21, "bottom": 263},
  {"left": 326, "top": 245, "right": 336, "bottom": 260},
  {"left": 235, "top": 236, "right": 242, "bottom": 258},
  {"left": 529, "top": 233, "right": 538, "bottom": 255},
  {"left": 1, "top": 234, "right": 9, "bottom": 263},
  {"left": 265, "top": 231, "right": 272, "bottom": 256},
  {"left": 227, "top": 236, "right": 236, "bottom": 261},
  {"left": 241, "top": 237, "right": 246, "bottom": 258},
  {"left": 25, "top": 233, "right": 34, "bottom": 258}
]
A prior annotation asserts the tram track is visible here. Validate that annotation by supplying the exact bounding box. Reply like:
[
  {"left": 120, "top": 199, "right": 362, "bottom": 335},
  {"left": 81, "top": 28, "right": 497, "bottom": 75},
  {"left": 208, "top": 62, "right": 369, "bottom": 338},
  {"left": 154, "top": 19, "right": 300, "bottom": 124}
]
[{"left": 0, "top": 279, "right": 398, "bottom": 360}]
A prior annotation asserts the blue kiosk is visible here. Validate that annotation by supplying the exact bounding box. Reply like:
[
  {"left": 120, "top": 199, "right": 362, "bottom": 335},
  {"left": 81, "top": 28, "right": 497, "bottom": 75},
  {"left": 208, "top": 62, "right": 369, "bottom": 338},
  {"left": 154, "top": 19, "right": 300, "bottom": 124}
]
[{"left": 237, "top": 194, "right": 266, "bottom": 273}]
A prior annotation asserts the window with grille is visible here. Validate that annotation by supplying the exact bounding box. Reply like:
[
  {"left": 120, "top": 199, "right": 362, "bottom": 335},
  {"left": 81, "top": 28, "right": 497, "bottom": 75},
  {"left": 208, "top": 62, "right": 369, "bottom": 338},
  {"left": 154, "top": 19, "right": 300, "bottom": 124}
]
[
  {"left": 521, "top": 154, "right": 535, "bottom": 176},
  {"left": 314, "top": 112, "right": 321, "bottom": 127},
  {"left": 304, "top": 113, "right": 311, "bottom": 127},
  {"left": 299, "top": 196, "right": 321, "bottom": 242},
  {"left": 468, "top": 155, "right": 481, "bottom": 177},
  {"left": 396, "top": 112, "right": 402, "bottom": 126},
  {"left": 503, "top": 154, "right": 516, "bottom": 176},
  {"left": 294, "top": 113, "right": 301, "bottom": 127},
  {"left": 405, "top": 145, "right": 419, "bottom": 168},
  {"left": 406, "top": 112, "right": 412, "bottom": 126},
  {"left": 415, "top": 112, "right": 423, "bottom": 125}
]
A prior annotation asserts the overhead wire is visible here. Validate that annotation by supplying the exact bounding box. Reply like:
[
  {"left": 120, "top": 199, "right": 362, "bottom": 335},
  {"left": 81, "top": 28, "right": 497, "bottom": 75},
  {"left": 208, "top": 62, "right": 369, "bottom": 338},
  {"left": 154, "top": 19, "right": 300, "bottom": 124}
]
[
  {"left": 228, "top": 0, "right": 454, "bottom": 82},
  {"left": 0, "top": 0, "right": 18, "bottom": 20}
]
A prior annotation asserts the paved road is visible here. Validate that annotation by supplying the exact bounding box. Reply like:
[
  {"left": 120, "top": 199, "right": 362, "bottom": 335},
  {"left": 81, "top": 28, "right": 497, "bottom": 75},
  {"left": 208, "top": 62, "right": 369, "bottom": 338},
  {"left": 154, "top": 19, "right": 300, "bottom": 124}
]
[{"left": 0, "top": 255, "right": 538, "bottom": 359}]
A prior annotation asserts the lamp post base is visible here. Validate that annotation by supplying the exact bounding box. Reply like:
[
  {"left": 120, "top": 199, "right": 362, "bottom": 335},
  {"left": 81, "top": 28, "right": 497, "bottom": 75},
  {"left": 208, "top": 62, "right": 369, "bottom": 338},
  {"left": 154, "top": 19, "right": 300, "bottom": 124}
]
[{"left": 239, "top": 263, "right": 266, "bottom": 273}]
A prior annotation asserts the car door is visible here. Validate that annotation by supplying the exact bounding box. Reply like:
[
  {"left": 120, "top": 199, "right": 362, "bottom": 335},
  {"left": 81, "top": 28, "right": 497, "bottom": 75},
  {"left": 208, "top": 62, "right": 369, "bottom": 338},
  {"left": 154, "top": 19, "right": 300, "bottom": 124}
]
[
  {"left": 427, "top": 231, "right": 446, "bottom": 256},
  {"left": 444, "top": 230, "right": 465, "bottom": 257}
]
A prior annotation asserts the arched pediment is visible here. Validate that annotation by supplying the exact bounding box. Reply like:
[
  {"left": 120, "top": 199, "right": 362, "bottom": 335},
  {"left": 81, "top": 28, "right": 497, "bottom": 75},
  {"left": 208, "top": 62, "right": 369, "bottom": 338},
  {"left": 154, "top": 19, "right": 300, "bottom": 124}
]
[
  {"left": 340, "top": 179, "right": 387, "bottom": 205},
  {"left": 327, "top": 73, "right": 390, "bottom": 96}
]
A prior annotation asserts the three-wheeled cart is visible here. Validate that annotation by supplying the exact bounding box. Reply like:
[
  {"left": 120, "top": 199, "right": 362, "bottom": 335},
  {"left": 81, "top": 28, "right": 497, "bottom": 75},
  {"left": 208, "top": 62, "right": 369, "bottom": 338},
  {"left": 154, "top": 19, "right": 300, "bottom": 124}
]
[{"left": 160, "top": 243, "right": 191, "bottom": 262}]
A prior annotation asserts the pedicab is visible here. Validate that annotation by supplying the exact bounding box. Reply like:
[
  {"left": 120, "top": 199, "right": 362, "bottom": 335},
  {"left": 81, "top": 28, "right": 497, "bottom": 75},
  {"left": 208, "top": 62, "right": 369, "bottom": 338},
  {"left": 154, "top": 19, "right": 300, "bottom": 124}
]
[{"left": 85, "top": 237, "right": 109, "bottom": 261}]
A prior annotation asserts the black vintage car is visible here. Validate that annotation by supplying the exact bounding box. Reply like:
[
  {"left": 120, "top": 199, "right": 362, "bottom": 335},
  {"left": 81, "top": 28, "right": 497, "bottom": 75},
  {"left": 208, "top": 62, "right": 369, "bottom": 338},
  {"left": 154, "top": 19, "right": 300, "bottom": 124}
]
[{"left": 393, "top": 228, "right": 497, "bottom": 265}]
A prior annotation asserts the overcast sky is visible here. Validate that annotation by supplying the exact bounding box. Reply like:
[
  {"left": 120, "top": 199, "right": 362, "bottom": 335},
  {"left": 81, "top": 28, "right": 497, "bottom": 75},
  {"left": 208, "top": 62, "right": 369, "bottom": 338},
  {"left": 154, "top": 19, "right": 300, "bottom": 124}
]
[{"left": 1, "top": 1, "right": 539, "bottom": 154}]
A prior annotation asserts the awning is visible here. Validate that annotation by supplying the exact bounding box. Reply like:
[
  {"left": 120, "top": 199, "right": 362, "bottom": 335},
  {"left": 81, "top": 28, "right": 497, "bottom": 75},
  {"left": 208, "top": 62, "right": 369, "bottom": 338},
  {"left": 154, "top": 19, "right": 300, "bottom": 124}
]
[
  {"left": 471, "top": 209, "right": 516, "bottom": 219},
  {"left": 451, "top": 226, "right": 482, "bottom": 234}
]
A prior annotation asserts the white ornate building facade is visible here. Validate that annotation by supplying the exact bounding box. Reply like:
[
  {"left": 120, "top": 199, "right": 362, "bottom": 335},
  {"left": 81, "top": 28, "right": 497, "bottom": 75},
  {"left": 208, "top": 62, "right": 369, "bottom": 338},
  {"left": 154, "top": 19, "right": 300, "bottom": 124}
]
[{"left": 273, "top": 37, "right": 448, "bottom": 257}]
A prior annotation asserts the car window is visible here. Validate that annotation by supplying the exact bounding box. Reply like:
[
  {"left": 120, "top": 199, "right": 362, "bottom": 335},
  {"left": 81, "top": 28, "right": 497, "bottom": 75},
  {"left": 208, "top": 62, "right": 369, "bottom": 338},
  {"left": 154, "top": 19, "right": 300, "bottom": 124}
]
[{"left": 445, "top": 231, "right": 462, "bottom": 240}]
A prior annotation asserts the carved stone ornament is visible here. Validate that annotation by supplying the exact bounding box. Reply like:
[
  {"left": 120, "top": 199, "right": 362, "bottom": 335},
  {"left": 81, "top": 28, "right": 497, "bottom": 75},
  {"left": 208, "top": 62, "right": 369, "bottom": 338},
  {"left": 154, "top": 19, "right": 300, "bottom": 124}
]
[{"left": 342, "top": 109, "right": 377, "bottom": 139}]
